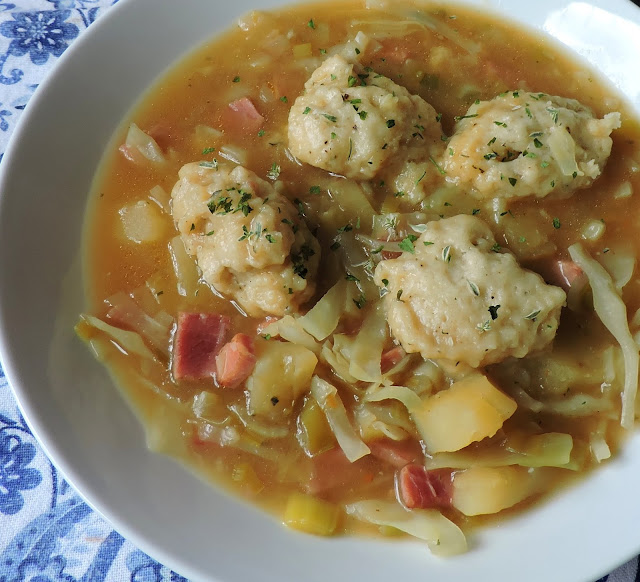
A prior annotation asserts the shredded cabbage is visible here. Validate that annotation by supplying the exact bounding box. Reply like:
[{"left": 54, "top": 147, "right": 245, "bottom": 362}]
[
  {"left": 321, "top": 339, "right": 358, "bottom": 385},
  {"left": 364, "top": 384, "right": 423, "bottom": 411},
  {"left": 299, "top": 279, "right": 348, "bottom": 341},
  {"left": 569, "top": 243, "right": 639, "bottom": 428},
  {"left": 78, "top": 314, "right": 156, "bottom": 360},
  {"left": 548, "top": 126, "right": 579, "bottom": 177},
  {"left": 148, "top": 185, "right": 171, "bottom": 213},
  {"left": 310, "top": 376, "right": 370, "bottom": 462},
  {"left": 168, "top": 235, "right": 200, "bottom": 297},
  {"left": 262, "top": 315, "right": 320, "bottom": 354},
  {"left": 349, "top": 302, "right": 387, "bottom": 382},
  {"left": 345, "top": 500, "right": 467, "bottom": 556},
  {"left": 229, "top": 403, "right": 290, "bottom": 440}
]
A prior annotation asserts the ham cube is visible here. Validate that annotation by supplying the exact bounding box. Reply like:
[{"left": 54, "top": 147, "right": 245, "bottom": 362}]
[
  {"left": 368, "top": 438, "right": 421, "bottom": 468},
  {"left": 380, "top": 345, "right": 407, "bottom": 374},
  {"left": 396, "top": 464, "right": 452, "bottom": 510},
  {"left": 228, "top": 97, "right": 265, "bottom": 133},
  {"left": 215, "top": 333, "right": 256, "bottom": 389},
  {"left": 173, "top": 313, "right": 230, "bottom": 381}
]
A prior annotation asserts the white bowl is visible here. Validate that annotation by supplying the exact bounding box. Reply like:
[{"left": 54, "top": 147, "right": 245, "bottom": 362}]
[{"left": 1, "top": 0, "right": 640, "bottom": 580}]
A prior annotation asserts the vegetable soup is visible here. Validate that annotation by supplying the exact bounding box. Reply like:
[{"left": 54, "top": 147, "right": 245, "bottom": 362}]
[{"left": 76, "top": 0, "right": 640, "bottom": 555}]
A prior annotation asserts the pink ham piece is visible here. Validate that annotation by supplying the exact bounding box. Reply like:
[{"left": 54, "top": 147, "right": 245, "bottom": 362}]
[
  {"left": 380, "top": 345, "right": 407, "bottom": 374},
  {"left": 368, "top": 438, "right": 422, "bottom": 468},
  {"left": 228, "top": 97, "right": 265, "bottom": 133},
  {"left": 173, "top": 313, "right": 230, "bottom": 381},
  {"left": 396, "top": 464, "right": 453, "bottom": 510},
  {"left": 215, "top": 333, "right": 256, "bottom": 389}
]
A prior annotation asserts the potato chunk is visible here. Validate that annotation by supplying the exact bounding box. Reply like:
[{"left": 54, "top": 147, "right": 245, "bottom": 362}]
[
  {"left": 246, "top": 340, "right": 318, "bottom": 418},
  {"left": 413, "top": 375, "right": 516, "bottom": 453},
  {"left": 451, "top": 466, "right": 541, "bottom": 516}
]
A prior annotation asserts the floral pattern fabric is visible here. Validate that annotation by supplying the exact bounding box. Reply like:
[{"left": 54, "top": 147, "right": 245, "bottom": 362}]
[{"left": 0, "top": 1, "right": 639, "bottom": 580}]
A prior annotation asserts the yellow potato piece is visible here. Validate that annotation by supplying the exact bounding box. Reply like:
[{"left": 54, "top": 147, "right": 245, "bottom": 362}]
[
  {"left": 247, "top": 340, "right": 318, "bottom": 418},
  {"left": 451, "top": 466, "right": 539, "bottom": 516},
  {"left": 414, "top": 375, "right": 516, "bottom": 453}
]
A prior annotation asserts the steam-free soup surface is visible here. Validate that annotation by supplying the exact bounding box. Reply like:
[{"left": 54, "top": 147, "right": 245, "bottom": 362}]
[{"left": 77, "top": 0, "right": 640, "bottom": 553}]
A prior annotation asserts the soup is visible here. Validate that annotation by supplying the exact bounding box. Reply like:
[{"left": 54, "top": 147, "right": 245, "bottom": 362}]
[{"left": 76, "top": 0, "right": 640, "bottom": 555}]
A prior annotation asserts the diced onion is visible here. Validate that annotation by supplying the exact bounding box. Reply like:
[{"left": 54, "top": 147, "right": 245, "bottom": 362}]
[
  {"left": 299, "top": 279, "right": 347, "bottom": 341},
  {"left": 125, "top": 123, "right": 165, "bottom": 164},
  {"left": 78, "top": 314, "right": 156, "bottom": 360},
  {"left": 349, "top": 302, "right": 387, "bottom": 382},
  {"left": 148, "top": 185, "right": 171, "bottom": 213},
  {"left": 548, "top": 126, "right": 579, "bottom": 177},
  {"left": 219, "top": 144, "right": 248, "bottom": 166},
  {"left": 168, "top": 236, "right": 200, "bottom": 297}
]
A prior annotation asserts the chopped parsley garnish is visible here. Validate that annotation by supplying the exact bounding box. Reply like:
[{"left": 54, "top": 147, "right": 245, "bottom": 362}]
[
  {"left": 487, "top": 137, "right": 497, "bottom": 146},
  {"left": 280, "top": 96, "right": 288, "bottom": 103},
  {"left": 202, "top": 147, "right": 216, "bottom": 155},
  {"left": 337, "top": 223, "right": 353, "bottom": 233},
  {"left": 467, "top": 280, "right": 480, "bottom": 296},
  {"left": 476, "top": 320, "right": 491, "bottom": 333},
  {"left": 484, "top": 152, "right": 498, "bottom": 160},
  {"left": 353, "top": 294, "right": 366, "bottom": 309},
  {"left": 472, "top": 209, "right": 481, "bottom": 215},
  {"left": 508, "top": 177, "right": 518, "bottom": 187},
  {"left": 491, "top": 242, "right": 502, "bottom": 252},
  {"left": 396, "top": 289, "right": 404, "bottom": 301},
  {"left": 358, "top": 110, "right": 368, "bottom": 120},
  {"left": 232, "top": 76, "right": 241, "bottom": 83},
  {"left": 322, "top": 113, "right": 338, "bottom": 122},
  {"left": 271, "top": 396, "right": 279, "bottom": 405},
  {"left": 265, "top": 233, "right": 276, "bottom": 243},
  {"left": 429, "top": 156, "right": 446, "bottom": 176},
  {"left": 416, "top": 169, "right": 428, "bottom": 183},
  {"left": 386, "top": 119, "right": 396, "bottom": 128},
  {"left": 257, "top": 129, "right": 266, "bottom": 137},
  {"left": 348, "top": 76, "right": 357, "bottom": 87},
  {"left": 303, "top": 107, "right": 311, "bottom": 115},
  {"left": 262, "top": 334, "right": 272, "bottom": 341},
  {"left": 525, "top": 107, "right": 532, "bottom": 119},
  {"left": 525, "top": 310, "right": 541, "bottom": 321},
  {"left": 394, "top": 191, "right": 405, "bottom": 198},
  {"left": 494, "top": 121, "right": 507, "bottom": 127},
  {"left": 454, "top": 113, "right": 479, "bottom": 121},
  {"left": 533, "top": 138, "right": 544, "bottom": 148},
  {"left": 345, "top": 273, "right": 360, "bottom": 282},
  {"left": 547, "top": 108, "right": 559, "bottom": 123},
  {"left": 541, "top": 160, "right": 550, "bottom": 168},
  {"left": 355, "top": 47, "right": 361, "bottom": 54},
  {"left": 381, "top": 278, "right": 389, "bottom": 286},
  {"left": 307, "top": 18, "right": 316, "bottom": 29},
  {"left": 442, "top": 245, "right": 452, "bottom": 263},
  {"left": 488, "top": 305, "right": 501, "bottom": 320},
  {"left": 206, "top": 230, "right": 215, "bottom": 236},
  {"left": 330, "top": 132, "right": 337, "bottom": 140},
  {"left": 190, "top": 223, "right": 195, "bottom": 231},
  {"left": 267, "top": 162, "right": 281, "bottom": 180},
  {"left": 309, "top": 185, "right": 321, "bottom": 195},
  {"left": 423, "top": 241, "right": 434, "bottom": 246},
  {"left": 399, "top": 235, "right": 418, "bottom": 254},
  {"left": 552, "top": 217, "right": 561, "bottom": 229}
]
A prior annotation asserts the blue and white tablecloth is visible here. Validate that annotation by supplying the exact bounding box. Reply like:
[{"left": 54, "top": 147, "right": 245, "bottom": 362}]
[{"left": 0, "top": 2, "right": 639, "bottom": 581}]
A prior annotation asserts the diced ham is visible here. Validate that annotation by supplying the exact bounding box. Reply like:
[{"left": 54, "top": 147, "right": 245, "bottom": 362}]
[
  {"left": 396, "top": 464, "right": 453, "bottom": 510},
  {"left": 533, "top": 257, "right": 584, "bottom": 292},
  {"left": 173, "top": 312, "right": 230, "bottom": 381},
  {"left": 227, "top": 97, "right": 265, "bottom": 133},
  {"left": 368, "top": 438, "right": 422, "bottom": 468},
  {"left": 215, "top": 333, "right": 256, "bottom": 389},
  {"left": 378, "top": 40, "right": 413, "bottom": 65},
  {"left": 380, "top": 345, "right": 407, "bottom": 374}
]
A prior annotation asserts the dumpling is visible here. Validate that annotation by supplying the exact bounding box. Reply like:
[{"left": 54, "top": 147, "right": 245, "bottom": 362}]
[
  {"left": 288, "top": 54, "right": 442, "bottom": 180},
  {"left": 373, "top": 214, "right": 566, "bottom": 368},
  {"left": 171, "top": 161, "right": 320, "bottom": 317},
  {"left": 443, "top": 91, "right": 620, "bottom": 199}
]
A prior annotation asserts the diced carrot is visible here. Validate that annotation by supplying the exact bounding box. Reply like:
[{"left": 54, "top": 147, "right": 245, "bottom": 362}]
[
  {"left": 380, "top": 345, "right": 407, "bottom": 374},
  {"left": 215, "top": 333, "right": 256, "bottom": 389},
  {"left": 368, "top": 438, "right": 422, "bottom": 468},
  {"left": 226, "top": 97, "right": 265, "bottom": 134},
  {"left": 396, "top": 464, "right": 453, "bottom": 510}
]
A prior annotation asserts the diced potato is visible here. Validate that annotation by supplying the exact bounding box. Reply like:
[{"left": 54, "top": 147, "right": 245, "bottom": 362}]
[
  {"left": 232, "top": 462, "right": 264, "bottom": 496},
  {"left": 247, "top": 340, "right": 318, "bottom": 418},
  {"left": 293, "top": 43, "right": 313, "bottom": 59},
  {"left": 119, "top": 200, "right": 167, "bottom": 244},
  {"left": 297, "top": 396, "right": 335, "bottom": 456},
  {"left": 283, "top": 492, "right": 340, "bottom": 536},
  {"left": 451, "top": 466, "right": 540, "bottom": 516},
  {"left": 413, "top": 375, "right": 516, "bottom": 453}
]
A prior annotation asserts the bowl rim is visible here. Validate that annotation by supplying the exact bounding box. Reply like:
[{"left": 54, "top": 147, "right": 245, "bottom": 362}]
[{"left": 1, "top": 0, "right": 640, "bottom": 581}]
